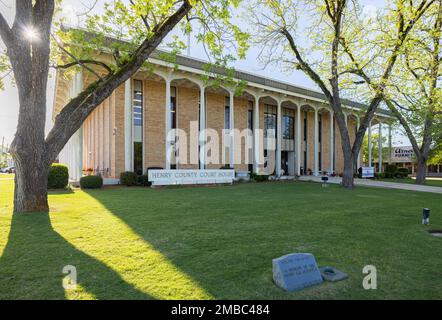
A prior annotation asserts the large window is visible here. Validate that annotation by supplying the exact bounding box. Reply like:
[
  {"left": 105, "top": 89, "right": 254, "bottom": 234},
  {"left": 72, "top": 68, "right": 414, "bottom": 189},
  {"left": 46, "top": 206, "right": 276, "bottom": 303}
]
[
  {"left": 264, "top": 104, "right": 277, "bottom": 138},
  {"left": 171, "top": 86, "right": 177, "bottom": 129},
  {"left": 225, "top": 96, "right": 230, "bottom": 130},
  {"left": 133, "top": 80, "right": 143, "bottom": 175},
  {"left": 282, "top": 108, "right": 295, "bottom": 140}
]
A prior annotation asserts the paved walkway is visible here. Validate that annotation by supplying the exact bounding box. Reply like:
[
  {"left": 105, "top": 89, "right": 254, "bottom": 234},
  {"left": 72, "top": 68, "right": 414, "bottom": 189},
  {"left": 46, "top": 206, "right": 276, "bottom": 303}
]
[{"left": 298, "top": 175, "right": 442, "bottom": 194}]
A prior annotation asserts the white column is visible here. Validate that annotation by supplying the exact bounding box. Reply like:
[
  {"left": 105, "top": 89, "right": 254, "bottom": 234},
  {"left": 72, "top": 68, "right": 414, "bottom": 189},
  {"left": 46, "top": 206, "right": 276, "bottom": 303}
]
[
  {"left": 314, "top": 108, "right": 319, "bottom": 176},
  {"left": 368, "top": 121, "right": 372, "bottom": 167},
  {"left": 329, "top": 111, "right": 334, "bottom": 174},
  {"left": 200, "top": 86, "right": 206, "bottom": 169},
  {"left": 276, "top": 100, "right": 282, "bottom": 176},
  {"left": 378, "top": 122, "right": 383, "bottom": 173},
  {"left": 296, "top": 105, "right": 301, "bottom": 176},
  {"left": 75, "top": 71, "right": 84, "bottom": 181},
  {"left": 229, "top": 91, "right": 234, "bottom": 169},
  {"left": 356, "top": 117, "right": 361, "bottom": 170},
  {"left": 124, "top": 79, "right": 132, "bottom": 172},
  {"left": 165, "top": 79, "right": 171, "bottom": 170},
  {"left": 388, "top": 123, "right": 392, "bottom": 164},
  {"left": 253, "top": 96, "right": 260, "bottom": 173}
]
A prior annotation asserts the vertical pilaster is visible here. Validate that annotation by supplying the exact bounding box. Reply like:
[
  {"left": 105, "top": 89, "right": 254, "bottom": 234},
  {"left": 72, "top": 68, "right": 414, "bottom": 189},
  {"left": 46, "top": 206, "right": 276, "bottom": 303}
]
[
  {"left": 314, "top": 108, "right": 319, "bottom": 176},
  {"left": 368, "top": 121, "right": 372, "bottom": 167},
  {"left": 296, "top": 105, "right": 302, "bottom": 176},
  {"left": 378, "top": 122, "right": 383, "bottom": 173},
  {"left": 356, "top": 117, "right": 361, "bottom": 170},
  {"left": 329, "top": 111, "right": 334, "bottom": 174},
  {"left": 124, "top": 79, "right": 132, "bottom": 172},
  {"left": 229, "top": 91, "right": 234, "bottom": 169},
  {"left": 165, "top": 79, "right": 172, "bottom": 170},
  {"left": 253, "top": 96, "right": 260, "bottom": 173},
  {"left": 200, "top": 86, "right": 206, "bottom": 169},
  {"left": 276, "top": 100, "right": 282, "bottom": 176}
]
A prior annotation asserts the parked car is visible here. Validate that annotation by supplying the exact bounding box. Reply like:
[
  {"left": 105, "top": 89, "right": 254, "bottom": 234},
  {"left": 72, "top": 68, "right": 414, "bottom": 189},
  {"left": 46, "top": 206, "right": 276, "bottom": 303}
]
[{"left": 2, "top": 166, "right": 15, "bottom": 174}]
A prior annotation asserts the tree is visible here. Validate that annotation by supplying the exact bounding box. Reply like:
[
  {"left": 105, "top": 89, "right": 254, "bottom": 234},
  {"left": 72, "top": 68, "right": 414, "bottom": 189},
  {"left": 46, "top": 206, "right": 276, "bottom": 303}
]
[
  {"left": 247, "top": 0, "right": 435, "bottom": 188},
  {"left": 384, "top": 0, "right": 442, "bottom": 184},
  {"left": 0, "top": 0, "right": 248, "bottom": 213}
]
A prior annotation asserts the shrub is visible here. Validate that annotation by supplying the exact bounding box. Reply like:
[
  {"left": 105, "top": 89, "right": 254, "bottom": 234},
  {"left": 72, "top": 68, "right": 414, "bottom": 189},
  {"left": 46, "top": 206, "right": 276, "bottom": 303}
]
[
  {"left": 138, "top": 174, "right": 151, "bottom": 186},
  {"left": 250, "top": 173, "right": 269, "bottom": 182},
  {"left": 80, "top": 175, "right": 103, "bottom": 189},
  {"left": 120, "top": 171, "right": 138, "bottom": 186},
  {"left": 48, "top": 164, "right": 69, "bottom": 189},
  {"left": 396, "top": 168, "right": 409, "bottom": 178},
  {"left": 220, "top": 165, "right": 232, "bottom": 170},
  {"left": 385, "top": 164, "right": 398, "bottom": 178}
]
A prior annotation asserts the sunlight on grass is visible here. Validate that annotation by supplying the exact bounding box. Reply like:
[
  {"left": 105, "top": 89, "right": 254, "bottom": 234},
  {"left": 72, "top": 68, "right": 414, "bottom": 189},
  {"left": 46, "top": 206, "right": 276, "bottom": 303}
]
[
  {"left": 51, "top": 190, "right": 211, "bottom": 299},
  {"left": 50, "top": 189, "right": 212, "bottom": 300},
  {"left": 0, "top": 179, "right": 212, "bottom": 300}
]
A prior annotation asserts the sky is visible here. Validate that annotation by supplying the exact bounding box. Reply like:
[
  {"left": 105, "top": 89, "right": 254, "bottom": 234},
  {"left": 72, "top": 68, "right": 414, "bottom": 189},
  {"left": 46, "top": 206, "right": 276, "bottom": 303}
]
[{"left": 0, "top": 0, "right": 410, "bottom": 148}]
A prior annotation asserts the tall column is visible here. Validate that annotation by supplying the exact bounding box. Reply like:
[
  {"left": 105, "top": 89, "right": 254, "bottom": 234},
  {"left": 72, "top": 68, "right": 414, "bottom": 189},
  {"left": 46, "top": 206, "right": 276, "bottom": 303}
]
[
  {"left": 276, "top": 100, "right": 282, "bottom": 176},
  {"left": 368, "top": 121, "right": 372, "bottom": 167},
  {"left": 329, "top": 111, "right": 334, "bottom": 174},
  {"left": 356, "top": 117, "right": 361, "bottom": 170},
  {"left": 124, "top": 78, "right": 132, "bottom": 171},
  {"left": 165, "top": 79, "right": 172, "bottom": 170},
  {"left": 253, "top": 96, "right": 260, "bottom": 173},
  {"left": 314, "top": 108, "right": 319, "bottom": 176},
  {"left": 200, "top": 86, "right": 206, "bottom": 169},
  {"left": 378, "top": 122, "right": 383, "bottom": 173},
  {"left": 75, "top": 71, "right": 84, "bottom": 181},
  {"left": 296, "top": 105, "right": 302, "bottom": 176},
  {"left": 388, "top": 123, "right": 392, "bottom": 164},
  {"left": 229, "top": 91, "right": 234, "bottom": 169}
]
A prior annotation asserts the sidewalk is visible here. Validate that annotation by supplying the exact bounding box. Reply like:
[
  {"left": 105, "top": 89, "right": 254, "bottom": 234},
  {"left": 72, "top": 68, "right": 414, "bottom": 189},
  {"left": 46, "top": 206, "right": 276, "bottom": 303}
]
[{"left": 298, "top": 175, "right": 442, "bottom": 194}]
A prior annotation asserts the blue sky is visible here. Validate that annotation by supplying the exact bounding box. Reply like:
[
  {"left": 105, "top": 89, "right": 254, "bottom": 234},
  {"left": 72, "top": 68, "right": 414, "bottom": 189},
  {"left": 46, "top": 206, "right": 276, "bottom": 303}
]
[{"left": 0, "top": 0, "right": 409, "bottom": 147}]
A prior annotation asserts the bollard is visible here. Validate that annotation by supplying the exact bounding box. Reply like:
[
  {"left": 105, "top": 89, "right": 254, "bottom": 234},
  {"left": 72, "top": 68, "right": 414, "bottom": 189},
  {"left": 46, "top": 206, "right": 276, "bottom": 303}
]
[{"left": 422, "top": 208, "right": 430, "bottom": 225}]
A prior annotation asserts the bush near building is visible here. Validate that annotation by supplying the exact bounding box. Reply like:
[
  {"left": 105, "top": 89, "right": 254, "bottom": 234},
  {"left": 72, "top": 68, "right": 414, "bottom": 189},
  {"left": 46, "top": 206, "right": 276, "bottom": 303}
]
[
  {"left": 120, "top": 172, "right": 138, "bottom": 186},
  {"left": 47, "top": 164, "right": 69, "bottom": 189},
  {"left": 80, "top": 175, "right": 103, "bottom": 189}
]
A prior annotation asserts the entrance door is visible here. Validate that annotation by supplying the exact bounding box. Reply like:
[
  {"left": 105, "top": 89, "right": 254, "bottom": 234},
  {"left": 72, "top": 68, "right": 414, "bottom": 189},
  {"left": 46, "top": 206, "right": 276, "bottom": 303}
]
[{"left": 281, "top": 151, "right": 289, "bottom": 176}]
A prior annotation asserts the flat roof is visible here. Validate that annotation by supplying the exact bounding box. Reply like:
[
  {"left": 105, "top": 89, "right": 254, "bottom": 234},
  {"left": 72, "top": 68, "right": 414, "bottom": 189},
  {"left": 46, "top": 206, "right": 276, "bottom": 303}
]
[{"left": 63, "top": 27, "right": 391, "bottom": 117}]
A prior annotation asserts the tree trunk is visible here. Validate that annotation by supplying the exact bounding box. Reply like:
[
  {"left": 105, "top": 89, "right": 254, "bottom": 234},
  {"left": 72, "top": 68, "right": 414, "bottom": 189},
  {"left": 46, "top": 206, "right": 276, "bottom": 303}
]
[
  {"left": 12, "top": 151, "right": 49, "bottom": 213},
  {"left": 342, "top": 152, "right": 354, "bottom": 188},
  {"left": 415, "top": 157, "right": 427, "bottom": 185}
]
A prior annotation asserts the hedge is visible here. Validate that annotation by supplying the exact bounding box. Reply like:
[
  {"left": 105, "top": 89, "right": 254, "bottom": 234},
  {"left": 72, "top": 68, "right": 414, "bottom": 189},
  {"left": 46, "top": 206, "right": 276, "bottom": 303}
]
[
  {"left": 120, "top": 171, "right": 138, "bottom": 186},
  {"left": 138, "top": 174, "right": 150, "bottom": 186},
  {"left": 80, "top": 175, "right": 103, "bottom": 189},
  {"left": 48, "top": 164, "right": 69, "bottom": 189}
]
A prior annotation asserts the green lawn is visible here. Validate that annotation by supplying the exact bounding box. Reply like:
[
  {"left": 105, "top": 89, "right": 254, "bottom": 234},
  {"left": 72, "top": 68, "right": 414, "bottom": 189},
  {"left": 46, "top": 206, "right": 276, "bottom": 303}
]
[
  {"left": 377, "top": 177, "right": 442, "bottom": 188},
  {"left": 0, "top": 178, "right": 441, "bottom": 300}
]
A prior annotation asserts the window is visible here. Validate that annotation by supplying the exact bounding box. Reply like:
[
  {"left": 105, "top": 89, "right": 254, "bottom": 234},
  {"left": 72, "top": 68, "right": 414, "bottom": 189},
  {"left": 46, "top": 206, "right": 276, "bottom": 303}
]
[
  {"left": 171, "top": 86, "right": 177, "bottom": 129},
  {"left": 248, "top": 101, "right": 253, "bottom": 130},
  {"left": 225, "top": 96, "right": 230, "bottom": 130},
  {"left": 282, "top": 108, "right": 295, "bottom": 140},
  {"left": 264, "top": 104, "right": 277, "bottom": 138},
  {"left": 133, "top": 80, "right": 143, "bottom": 175}
]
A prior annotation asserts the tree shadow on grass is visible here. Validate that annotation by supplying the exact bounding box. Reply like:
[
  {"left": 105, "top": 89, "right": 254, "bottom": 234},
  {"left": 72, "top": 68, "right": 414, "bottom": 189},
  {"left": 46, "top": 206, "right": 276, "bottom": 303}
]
[{"left": 0, "top": 212, "right": 152, "bottom": 300}]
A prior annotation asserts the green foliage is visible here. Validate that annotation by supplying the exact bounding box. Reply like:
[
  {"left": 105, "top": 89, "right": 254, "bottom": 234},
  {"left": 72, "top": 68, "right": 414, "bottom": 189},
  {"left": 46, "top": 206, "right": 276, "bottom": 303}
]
[
  {"left": 250, "top": 173, "right": 269, "bottom": 182},
  {"left": 396, "top": 168, "right": 409, "bottom": 178},
  {"left": 47, "top": 164, "right": 69, "bottom": 189},
  {"left": 120, "top": 172, "right": 138, "bottom": 186},
  {"left": 54, "top": 0, "right": 250, "bottom": 93},
  {"left": 80, "top": 175, "right": 103, "bottom": 189},
  {"left": 385, "top": 164, "right": 398, "bottom": 178},
  {"left": 137, "top": 175, "right": 151, "bottom": 187}
]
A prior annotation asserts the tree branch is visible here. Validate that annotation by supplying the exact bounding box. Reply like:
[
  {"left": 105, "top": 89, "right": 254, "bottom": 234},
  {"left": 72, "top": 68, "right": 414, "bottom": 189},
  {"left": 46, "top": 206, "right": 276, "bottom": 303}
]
[{"left": 0, "top": 12, "right": 13, "bottom": 48}]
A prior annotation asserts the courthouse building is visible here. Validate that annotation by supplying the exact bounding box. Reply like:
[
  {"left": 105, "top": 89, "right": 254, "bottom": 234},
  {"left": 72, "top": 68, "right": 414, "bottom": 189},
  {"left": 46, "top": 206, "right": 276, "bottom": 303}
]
[{"left": 53, "top": 50, "right": 393, "bottom": 184}]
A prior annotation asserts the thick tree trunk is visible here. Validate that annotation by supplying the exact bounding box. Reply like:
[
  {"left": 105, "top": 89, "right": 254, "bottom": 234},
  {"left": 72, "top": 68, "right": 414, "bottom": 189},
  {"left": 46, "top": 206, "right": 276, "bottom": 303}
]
[
  {"left": 342, "top": 152, "right": 354, "bottom": 188},
  {"left": 415, "top": 157, "right": 427, "bottom": 185},
  {"left": 13, "top": 152, "right": 49, "bottom": 213}
]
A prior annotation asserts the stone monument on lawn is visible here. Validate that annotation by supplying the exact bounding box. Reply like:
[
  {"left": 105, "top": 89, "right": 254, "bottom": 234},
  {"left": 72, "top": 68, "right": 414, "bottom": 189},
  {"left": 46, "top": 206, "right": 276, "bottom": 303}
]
[{"left": 272, "top": 253, "right": 323, "bottom": 292}]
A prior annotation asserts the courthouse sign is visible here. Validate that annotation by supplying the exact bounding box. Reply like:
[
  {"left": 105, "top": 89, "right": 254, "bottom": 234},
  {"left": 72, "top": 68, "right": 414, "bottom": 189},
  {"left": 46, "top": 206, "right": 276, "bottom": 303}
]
[
  {"left": 148, "top": 169, "right": 235, "bottom": 186},
  {"left": 391, "top": 146, "right": 414, "bottom": 163}
]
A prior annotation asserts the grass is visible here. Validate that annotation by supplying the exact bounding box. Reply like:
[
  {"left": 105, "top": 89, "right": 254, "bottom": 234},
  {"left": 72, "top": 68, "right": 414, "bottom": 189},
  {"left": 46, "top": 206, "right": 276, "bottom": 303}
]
[
  {"left": 377, "top": 177, "right": 442, "bottom": 188},
  {"left": 0, "top": 178, "right": 441, "bottom": 300}
]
